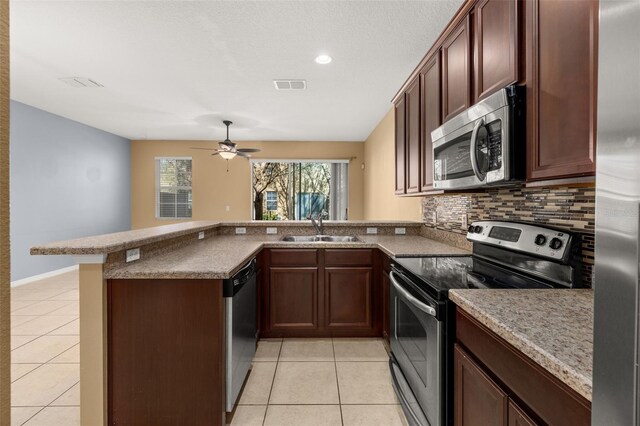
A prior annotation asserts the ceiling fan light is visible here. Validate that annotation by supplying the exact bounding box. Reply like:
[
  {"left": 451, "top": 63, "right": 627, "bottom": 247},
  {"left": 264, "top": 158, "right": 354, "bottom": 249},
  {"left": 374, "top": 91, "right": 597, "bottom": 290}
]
[{"left": 219, "top": 151, "right": 237, "bottom": 160}]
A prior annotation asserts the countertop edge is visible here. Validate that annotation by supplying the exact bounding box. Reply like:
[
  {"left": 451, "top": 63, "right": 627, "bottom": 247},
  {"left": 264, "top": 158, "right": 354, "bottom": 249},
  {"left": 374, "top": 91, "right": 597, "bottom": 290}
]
[{"left": 449, "top": 290, "right": 592, "bottom": 402}]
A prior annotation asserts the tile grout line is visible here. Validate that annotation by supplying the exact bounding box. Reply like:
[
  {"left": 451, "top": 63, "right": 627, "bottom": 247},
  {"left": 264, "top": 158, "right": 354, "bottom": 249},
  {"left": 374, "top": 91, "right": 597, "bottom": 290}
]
[
  {"left": 19, "top": 406, "right": 47, "bottom": 426},
  {"left": 332, "top": 338, "right": 344, "bottom": 426},
  {"left": 261, "top": 339, "right": 283, "bottom": 426}
]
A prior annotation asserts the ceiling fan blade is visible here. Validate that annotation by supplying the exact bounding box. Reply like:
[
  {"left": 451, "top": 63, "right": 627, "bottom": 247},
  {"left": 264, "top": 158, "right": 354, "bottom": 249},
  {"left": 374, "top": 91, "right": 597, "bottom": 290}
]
[
  {"left": 237, "top": 148, "right": 261, "bottom": 153},
  {"left": 210, "top": 152, "right": 220, "bottom": 156},
  {"left": 190, "top": 147, "right": 218, "bottom": 151},
  {"left": 236, "top": 151, "right": 252, "bottom": 158}
]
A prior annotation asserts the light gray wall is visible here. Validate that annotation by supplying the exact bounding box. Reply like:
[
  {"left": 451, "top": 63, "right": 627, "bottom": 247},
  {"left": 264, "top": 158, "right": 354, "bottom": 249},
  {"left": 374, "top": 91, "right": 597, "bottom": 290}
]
[{"left": 10, "top": 101, "right": 131, "bottom": 282}]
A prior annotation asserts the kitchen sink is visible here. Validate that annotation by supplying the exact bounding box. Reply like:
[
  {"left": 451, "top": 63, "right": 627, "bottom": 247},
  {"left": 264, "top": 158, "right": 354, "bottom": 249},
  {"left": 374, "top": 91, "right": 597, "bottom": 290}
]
[{"left": 281, "top": 235, "right": 361, "bottom": 243}]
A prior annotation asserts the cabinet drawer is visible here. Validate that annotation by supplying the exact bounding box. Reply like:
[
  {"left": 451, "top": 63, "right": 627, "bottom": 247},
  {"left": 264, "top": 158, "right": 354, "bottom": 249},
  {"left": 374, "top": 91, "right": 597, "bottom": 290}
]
[
  {"left": 325, "top": 249, "right": 373, "bottom": 266},
  {"left": 269, "top": 249, "right": 318, "bottom": 266}
]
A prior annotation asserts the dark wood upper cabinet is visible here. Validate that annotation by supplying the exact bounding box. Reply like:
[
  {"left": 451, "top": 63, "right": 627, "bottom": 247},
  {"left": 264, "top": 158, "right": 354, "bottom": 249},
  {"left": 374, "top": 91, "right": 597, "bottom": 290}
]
[
  {"left": 526, "top": 0, "right": 598, "bottom": 181},
  {"left": 473, "top": 0, "right": 519, "bottom": 101},
  {"left": 406, "top": 78, "right": 421, "bottom": 194},
  {"left": 454, "top": 344, "right": 509, "bottom": 426},
  {"left": 394, "top": 97, "right": 407, "bottom": 195},
  {"left": 420, "top": 54, "right": 441, "bottom": 192},
  {"left": 442, "top": 17, "right": 472, "bottom": 123},
  {"left": 269, "top": 267, "right": 319, "bottom": 331}
]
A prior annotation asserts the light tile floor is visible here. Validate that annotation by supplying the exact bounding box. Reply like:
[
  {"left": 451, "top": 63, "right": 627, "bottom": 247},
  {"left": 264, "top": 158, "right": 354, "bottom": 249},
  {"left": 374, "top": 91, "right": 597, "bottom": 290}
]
[
  {"left": 229, "top": 338, "right": 409, "bottom": 426},
  {"left": 10, "top": 271, "right": 408, "bottom": 426},
  {"left": 10, "top": 270, "right": 80, "bottom": 426}
]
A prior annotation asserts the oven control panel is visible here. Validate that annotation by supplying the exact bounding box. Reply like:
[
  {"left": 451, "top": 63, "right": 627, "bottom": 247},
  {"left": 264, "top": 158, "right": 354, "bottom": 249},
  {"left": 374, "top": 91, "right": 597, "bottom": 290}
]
[{"left": 466, "top": 221, "right": 572, "bottom": 261}]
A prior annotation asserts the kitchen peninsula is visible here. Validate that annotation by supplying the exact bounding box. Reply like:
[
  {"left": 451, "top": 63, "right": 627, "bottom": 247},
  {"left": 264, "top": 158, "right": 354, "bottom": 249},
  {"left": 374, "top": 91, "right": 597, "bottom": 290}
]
[{"left": 31, "top": 220, "right": 471, "bottom": 425}]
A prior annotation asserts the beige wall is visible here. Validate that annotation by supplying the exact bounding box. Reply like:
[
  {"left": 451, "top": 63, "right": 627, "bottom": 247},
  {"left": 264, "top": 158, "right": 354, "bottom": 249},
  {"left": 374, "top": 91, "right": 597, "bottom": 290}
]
[
  {"left": 0, "top": 1, "right": 10, "bottom": 422},
  {"left": 363, "top": 109, "right": 423, "bottom": 221},
  {"left": 131, "top": 140, "right": 365, "bottom": 229}
]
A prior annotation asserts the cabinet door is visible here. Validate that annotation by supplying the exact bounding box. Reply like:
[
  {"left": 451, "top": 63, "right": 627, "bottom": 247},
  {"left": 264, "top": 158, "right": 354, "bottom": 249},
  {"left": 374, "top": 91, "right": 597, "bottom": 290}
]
[
  {"left": 508, "top": 400, "right": 539, "bottom": 426},
  {"left": 526, "top": 0, "right": 597, "bottom": 180},
  {"left": 442, "top": 17, "right": 472, "bottom": 122},
  {"left": 406, "top": 78, "right": 421, "bottom": 194},
  {"left": 395, "top": 97, "right": 407, "bottom": 195},
  {"left": 325, "top": 267, "right": 373, "bottom": 330},
  {"left": 420, "top": 54, "right": 441, "bottom": 192},
  {"left": 474, "top": 0, "right": 518, "bottom": 101},
  {"left": 269, "top": 267, "right": 319, "bottom": 331},
  {"left": 454, "top": 344, "right": 508, "bottom": 426}
]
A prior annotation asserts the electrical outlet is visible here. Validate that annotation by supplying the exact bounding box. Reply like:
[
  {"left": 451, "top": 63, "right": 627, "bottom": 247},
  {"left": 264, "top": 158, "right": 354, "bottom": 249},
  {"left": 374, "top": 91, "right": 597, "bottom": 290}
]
[
  {"left": 395, "top": 227, "right": 406, "bottom": 235},
  {"left": 366, "top": 227, "right": 378, "bottom": 235},
  {"left": 225, "top": 206, "right": 230, "bottom": 212},
  {"left": 461, "top": 214, "right": 468, "bottom": 229},
  {"left": 235, "top": 227, "right": 247, "bottom": 235},
  {"left": 126, "top": 248, "right": 140, "bottom": 262},
  {"left": 266, "top": 227, "right": 277, "bottom": 235},
  {"left": 198, "top": 231, "right": 205, "bottom": 240},
  {"left": 433, "top": 211, "right": 437, "bottom": 224}
]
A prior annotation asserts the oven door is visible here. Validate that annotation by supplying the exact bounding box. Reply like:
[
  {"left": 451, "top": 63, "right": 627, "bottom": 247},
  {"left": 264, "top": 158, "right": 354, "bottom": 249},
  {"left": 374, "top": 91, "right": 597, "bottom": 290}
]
[
  {"left": 432, "top": 106, "right": 509, "bottom": 190},
  {"left": 389, "top": 269, "right": 444, "bottom": 426}
]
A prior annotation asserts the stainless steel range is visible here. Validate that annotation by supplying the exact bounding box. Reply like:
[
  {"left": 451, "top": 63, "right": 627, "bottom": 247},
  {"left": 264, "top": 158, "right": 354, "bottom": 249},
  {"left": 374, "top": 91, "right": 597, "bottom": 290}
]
[{"left": 388, "top": 220, "right": 584, "bottom": 426}]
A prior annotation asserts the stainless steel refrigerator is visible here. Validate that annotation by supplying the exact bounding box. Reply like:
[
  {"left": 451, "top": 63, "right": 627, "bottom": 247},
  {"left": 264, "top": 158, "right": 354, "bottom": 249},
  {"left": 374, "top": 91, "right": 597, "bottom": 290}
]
[{"left": 592, "top": 0, "right": 640, "bottom": 424}]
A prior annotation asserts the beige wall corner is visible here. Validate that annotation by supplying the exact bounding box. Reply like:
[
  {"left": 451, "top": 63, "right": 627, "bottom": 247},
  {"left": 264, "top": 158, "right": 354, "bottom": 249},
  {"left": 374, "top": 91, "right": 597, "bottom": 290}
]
[
  {"left": 0, "top": 1, "right": 10, "bottom": 424},
  {"left": 363, "top": 109, "right": 423, "bottom": 221},
  {"left": 78, "top": 262, "right": 108, "bottom": 426},
  {"left": 131, "top": 140, "right": 365, "bottom": 229}
]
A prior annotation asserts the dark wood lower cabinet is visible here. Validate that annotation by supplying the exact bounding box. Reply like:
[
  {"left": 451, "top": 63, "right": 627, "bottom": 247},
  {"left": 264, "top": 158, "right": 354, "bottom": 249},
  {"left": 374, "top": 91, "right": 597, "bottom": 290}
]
[
  {"left": 269, "top": 267, "right": 319, "bottom": 331},
  {"left": 325, "top": 267, "right": 372, "bottom": 330},
  {"left": 455, "top": 308, "right": 590, "bottom": 426},
  {"left": 260, "top": 249, "right": 382, "bottom": 338},
  {"left": 108, "top": 279, "right": 225, "bottom": 426},
  {"left": 455, "top": 344, "right": 508, "bottom": 426}
]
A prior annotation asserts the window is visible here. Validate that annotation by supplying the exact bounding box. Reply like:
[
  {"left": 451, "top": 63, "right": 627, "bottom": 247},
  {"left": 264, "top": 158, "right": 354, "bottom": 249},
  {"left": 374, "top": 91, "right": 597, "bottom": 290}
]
[
  {"left": 156, "top": 157, "right": 192, "bottom": 219},
  {"left": 266, "top": 191, "right": 278, "bottom": 211},
  {"left": 251, "top": 161, "right": 349, "bottom": 221}
]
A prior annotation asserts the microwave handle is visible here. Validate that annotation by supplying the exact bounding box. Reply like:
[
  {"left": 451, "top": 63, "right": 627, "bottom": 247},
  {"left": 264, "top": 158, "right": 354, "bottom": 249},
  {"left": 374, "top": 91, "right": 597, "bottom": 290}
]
[{"left": 470, "top": 118, "right": 485, "bottom": 181}]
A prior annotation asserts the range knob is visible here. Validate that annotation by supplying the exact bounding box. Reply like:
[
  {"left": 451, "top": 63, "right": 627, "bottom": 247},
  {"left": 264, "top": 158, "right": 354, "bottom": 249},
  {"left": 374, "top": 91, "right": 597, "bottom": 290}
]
[
  {"left": 549, "top": 238, "right": 563, "bottom": 250},
  {"left": 474, "top": 226, "right": 484, "bottom": 234},
  {"left": 468, "top": 225, "right": 475, "bottom": 233},
  {"left": 534, "top": 234, "right": 547, "bottom": 246}
]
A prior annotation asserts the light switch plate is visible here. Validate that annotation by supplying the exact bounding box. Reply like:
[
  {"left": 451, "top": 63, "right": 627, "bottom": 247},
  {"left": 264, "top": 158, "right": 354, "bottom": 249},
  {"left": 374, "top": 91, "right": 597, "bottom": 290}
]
[
  {"left": 366, "top": 227, "right": 378, "bottom": 234},
  {"left": 235, "top": 227, "right": 247, "bottom": 235},
  {"left": 395, "top": 227, "right": 406, "bottom": 235},
  {"left": 461, "top": 214, "right": 468, "bottom": 229},
  {"left": 266, "top": 227, "right": 278, "bottom": 235},
  {"left": 198, "top": 231, "right": 205, "bottom": 240},
  {"left": 126, "top": 248, "right": 140, "bottom": 262}
]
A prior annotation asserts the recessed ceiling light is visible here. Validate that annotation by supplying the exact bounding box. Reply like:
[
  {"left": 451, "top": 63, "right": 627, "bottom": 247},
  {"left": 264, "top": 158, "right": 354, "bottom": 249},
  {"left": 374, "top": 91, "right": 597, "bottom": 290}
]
[{"left": 315, "top": 54, "right": 332, "bottom": 65}]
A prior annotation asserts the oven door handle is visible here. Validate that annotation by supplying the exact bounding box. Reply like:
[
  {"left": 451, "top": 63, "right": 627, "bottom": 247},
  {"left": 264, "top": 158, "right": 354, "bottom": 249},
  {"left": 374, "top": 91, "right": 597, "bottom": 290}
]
[
  {"left": 469, "top": 118, "right": 485, "bottom": 181},
  {"left": 389, "top": 271, "right": 437, "bottom": 317}
]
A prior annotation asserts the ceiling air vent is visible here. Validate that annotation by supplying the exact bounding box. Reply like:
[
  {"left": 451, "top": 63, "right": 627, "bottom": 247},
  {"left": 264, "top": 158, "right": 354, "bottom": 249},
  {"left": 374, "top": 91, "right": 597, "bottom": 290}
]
[
  {"left": 273, "top": 79, "right": 307, "bottom": 90},
  {"left": 59, "top": 77, "right": 104, "bottom": 88}
]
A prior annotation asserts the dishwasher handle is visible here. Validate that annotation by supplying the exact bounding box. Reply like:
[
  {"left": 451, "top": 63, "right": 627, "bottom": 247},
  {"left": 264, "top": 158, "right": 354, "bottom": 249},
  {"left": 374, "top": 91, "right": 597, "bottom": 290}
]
[{"left": 223, "top": 258, "right": 257, "bottom": 297}]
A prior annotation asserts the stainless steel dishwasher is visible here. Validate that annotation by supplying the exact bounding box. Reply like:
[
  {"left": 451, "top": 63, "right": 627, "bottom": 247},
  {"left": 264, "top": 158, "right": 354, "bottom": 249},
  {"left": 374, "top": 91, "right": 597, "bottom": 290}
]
[{"left": 223, "top": 257, "right": 257, "bottom": 412}]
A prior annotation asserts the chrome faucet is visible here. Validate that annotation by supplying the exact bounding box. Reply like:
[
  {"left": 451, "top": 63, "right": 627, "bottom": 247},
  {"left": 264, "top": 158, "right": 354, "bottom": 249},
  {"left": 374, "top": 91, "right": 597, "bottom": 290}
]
[{"left": 311, "top": 214, "right": 324, "bottom": 236}]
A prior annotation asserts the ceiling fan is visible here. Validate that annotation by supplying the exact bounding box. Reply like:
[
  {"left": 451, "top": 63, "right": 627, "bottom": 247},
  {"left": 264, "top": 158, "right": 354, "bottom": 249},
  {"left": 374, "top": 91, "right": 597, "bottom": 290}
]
[{"left": 190, "top": 120, "right": 260, "bottom": 160}]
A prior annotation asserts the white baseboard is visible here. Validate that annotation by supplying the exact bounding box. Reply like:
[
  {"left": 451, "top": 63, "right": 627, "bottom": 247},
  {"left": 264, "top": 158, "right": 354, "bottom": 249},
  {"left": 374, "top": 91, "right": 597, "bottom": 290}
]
[{"left": 11, "top": 265, "right": 79, "bottom": 288}]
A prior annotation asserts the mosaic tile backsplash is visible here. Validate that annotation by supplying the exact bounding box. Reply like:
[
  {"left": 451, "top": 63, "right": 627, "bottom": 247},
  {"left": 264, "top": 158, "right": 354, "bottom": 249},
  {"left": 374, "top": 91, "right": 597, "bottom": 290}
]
[{"left": 422, "top": 186, "right": 595, "bottom": 286}]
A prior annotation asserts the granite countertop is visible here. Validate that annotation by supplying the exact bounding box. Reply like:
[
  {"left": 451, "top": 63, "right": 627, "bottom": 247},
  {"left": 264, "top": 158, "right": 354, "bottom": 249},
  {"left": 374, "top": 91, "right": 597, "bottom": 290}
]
[
  {"left": 449, "top": 289, "right": 593, "bottom": 401},
  {"left": 104, "top": 234, "right": 470, "bottom": 280},
  {"left": 30, "top": 221, "right": 220, "bottom": 255},
  {"left": 30, "top": 220, "right": 423, "bottom": 255}
]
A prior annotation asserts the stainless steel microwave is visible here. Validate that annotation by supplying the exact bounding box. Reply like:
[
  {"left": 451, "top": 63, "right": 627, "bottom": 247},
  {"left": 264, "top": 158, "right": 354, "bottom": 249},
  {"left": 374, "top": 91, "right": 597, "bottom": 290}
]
[{"left": 431, "top": 85, "right": 525, "bottom": 190}]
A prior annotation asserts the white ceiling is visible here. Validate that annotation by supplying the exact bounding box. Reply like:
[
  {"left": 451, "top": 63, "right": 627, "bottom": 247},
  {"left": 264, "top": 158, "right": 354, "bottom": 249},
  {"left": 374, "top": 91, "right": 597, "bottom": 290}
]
[{"left": 10, "top": 0, "right": 463, "bottom": 141}]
